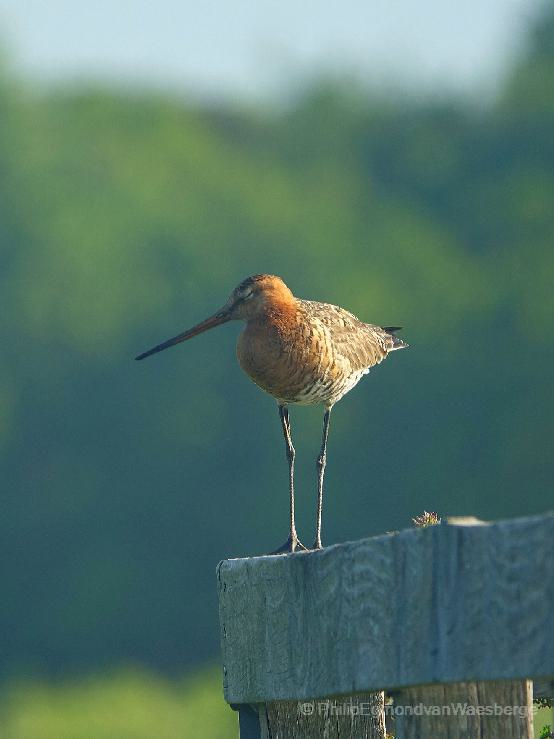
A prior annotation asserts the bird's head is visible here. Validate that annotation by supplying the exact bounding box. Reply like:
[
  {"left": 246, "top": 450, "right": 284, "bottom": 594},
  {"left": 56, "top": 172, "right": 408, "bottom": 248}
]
[
  {"left": 225, "top": 274, "right": 294, "bottom": 320},
  {"left": 135, "top": 274, "right": 293, "bottom": 361}
]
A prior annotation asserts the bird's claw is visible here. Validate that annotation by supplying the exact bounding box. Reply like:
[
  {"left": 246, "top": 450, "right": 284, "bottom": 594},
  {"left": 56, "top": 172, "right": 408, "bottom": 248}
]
[{"left": 267, "top": 535, "right": 308, "bottom": 555}]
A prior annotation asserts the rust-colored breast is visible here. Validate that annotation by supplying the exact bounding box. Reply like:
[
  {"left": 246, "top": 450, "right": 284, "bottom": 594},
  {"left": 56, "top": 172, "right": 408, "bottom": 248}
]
[
  {"left": 236, "top": 299, "right": 397, "bottom": 407},
  {"left": 236, "top": 304, "right": 312, "bottom": 404}
]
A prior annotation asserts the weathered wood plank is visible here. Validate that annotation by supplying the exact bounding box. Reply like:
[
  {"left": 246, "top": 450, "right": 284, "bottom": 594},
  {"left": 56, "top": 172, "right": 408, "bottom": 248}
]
[
  {"left": 263, "top": 691, "right": 386, "bottom": 739},
  {"left": 393, "top": 680, "right": 533, "bottom": 738},
  {"left": 217, "top": 512, "right": 554, "bottom": 704}
]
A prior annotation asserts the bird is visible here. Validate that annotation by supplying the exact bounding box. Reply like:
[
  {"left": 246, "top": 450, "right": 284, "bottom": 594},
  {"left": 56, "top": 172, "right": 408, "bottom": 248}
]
[{"left": 135, "top": 274, "right": 407, "bottom": 553}]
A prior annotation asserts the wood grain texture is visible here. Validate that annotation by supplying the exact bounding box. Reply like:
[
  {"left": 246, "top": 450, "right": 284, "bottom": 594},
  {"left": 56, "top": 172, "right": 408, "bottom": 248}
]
[
  {"left": 393, "top": 680, "right": 533, "bottom": 738},
  {"left": 262, "top": 692, "right": 385, "bottom": 739},
  {"left": 217, "top": 512, "right": 554, "bottom": 705}
]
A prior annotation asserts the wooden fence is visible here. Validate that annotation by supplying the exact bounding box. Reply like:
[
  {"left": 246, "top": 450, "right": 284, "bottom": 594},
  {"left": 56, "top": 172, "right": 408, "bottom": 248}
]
[{"left": 217, "top": 512, "right": 553, "bottom": 738}]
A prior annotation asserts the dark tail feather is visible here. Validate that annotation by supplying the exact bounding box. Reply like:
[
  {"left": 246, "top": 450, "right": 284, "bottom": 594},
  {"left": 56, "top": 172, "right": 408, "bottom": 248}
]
[{"left": 383, "top": 326, "right": 409, "bottom": 350}]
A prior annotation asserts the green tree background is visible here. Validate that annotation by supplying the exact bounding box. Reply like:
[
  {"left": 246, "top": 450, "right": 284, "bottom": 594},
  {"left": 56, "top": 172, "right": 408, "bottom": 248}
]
[{"left": 0, "top": 5, "right": 552, "bottom": 736}]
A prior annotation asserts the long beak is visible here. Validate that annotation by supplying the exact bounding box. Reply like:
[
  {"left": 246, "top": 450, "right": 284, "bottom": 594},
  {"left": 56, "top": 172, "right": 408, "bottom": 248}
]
[{"left": 135, "top": 309, "right": 231, "bottom": 361}]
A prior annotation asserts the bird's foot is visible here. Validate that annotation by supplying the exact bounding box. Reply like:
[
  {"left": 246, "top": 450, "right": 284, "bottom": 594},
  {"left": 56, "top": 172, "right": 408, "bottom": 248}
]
[
  {"left": 268, "top": 535, "right": 308, "bottom": 555},
  {"left": 311, "top": 539, "right": 323, "bottom": 550}
]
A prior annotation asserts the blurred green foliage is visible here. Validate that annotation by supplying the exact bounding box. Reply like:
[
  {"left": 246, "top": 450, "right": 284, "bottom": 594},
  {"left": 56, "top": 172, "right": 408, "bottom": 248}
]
[
  {"left": 0, "top": 667, "right": 235, "bottom": 739},
  {"left": 0, "top": 670, "right": 550, "bottom": 739},
  {"left": 0, "top": 6, "right": 553, "bottom": 682}
]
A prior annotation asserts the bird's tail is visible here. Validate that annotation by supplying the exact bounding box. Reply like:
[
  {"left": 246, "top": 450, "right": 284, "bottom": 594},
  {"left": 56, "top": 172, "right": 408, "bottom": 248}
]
[{"left": 383, "top": 326, "right": 409, "bottom": 350}]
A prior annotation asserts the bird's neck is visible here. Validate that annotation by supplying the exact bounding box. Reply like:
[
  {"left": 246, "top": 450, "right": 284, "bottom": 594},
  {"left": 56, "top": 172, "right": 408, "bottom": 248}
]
[{"left": 246, "top": 298, "right": 298, "bottom": 334}]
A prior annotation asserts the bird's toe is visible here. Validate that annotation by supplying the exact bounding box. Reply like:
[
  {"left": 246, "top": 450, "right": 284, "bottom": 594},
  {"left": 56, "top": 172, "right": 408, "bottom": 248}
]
[{"left": 267, "top": 535, "right": 308, "bottom": 555}]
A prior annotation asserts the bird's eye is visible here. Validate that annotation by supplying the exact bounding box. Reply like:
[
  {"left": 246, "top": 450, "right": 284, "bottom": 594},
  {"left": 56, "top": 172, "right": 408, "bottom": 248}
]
[{"left": 241, "top": 291, "right": 254, "bottom": 301}]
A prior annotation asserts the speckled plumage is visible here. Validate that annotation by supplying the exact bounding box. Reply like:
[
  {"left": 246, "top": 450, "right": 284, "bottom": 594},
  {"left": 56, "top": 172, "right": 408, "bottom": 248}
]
[{"left": 237, "top": 295, "right": 406, "bottom": 409}]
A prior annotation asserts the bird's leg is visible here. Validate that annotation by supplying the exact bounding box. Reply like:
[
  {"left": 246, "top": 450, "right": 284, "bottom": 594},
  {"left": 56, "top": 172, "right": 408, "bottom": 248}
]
[
  {"left": 313, "top": 407, "right": 332, "bottom": 550},
  {"left": 269, "top": 405, "right": 307, "bottom": 554}
]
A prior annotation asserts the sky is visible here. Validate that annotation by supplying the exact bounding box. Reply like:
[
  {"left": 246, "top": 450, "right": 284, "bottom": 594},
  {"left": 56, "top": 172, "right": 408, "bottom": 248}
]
[{"left": 0, "top": 0, "right": 544, "bottom": 100}]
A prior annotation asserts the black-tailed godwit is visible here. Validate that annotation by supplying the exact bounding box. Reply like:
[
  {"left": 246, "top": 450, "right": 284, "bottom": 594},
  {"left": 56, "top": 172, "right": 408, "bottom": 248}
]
[{"left": 136, "top": 274, "right": 407, "bottom": 553}]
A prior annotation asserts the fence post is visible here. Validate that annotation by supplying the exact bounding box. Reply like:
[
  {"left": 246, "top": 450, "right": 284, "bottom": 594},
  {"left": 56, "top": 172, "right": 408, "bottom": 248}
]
[
  {"left": 262, "top": 692, "right": 386, "bottom": 738},
  {"left": 392, "top": 680, "right": 533, "bottom": 738},
  {"left": 218, "top": 512, "right": 554, "bottom": 739}
]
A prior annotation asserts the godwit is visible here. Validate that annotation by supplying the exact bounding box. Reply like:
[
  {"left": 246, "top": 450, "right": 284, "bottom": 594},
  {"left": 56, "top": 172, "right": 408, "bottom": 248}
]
[{"left": 136, "top": 275, "right": 407, "bottom": 553}]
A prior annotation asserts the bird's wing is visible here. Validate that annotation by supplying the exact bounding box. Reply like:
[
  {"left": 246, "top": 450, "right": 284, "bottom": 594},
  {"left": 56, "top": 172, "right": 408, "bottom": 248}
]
[{"left": 299, "top": 300, "right": 398, "bottom": 372}]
